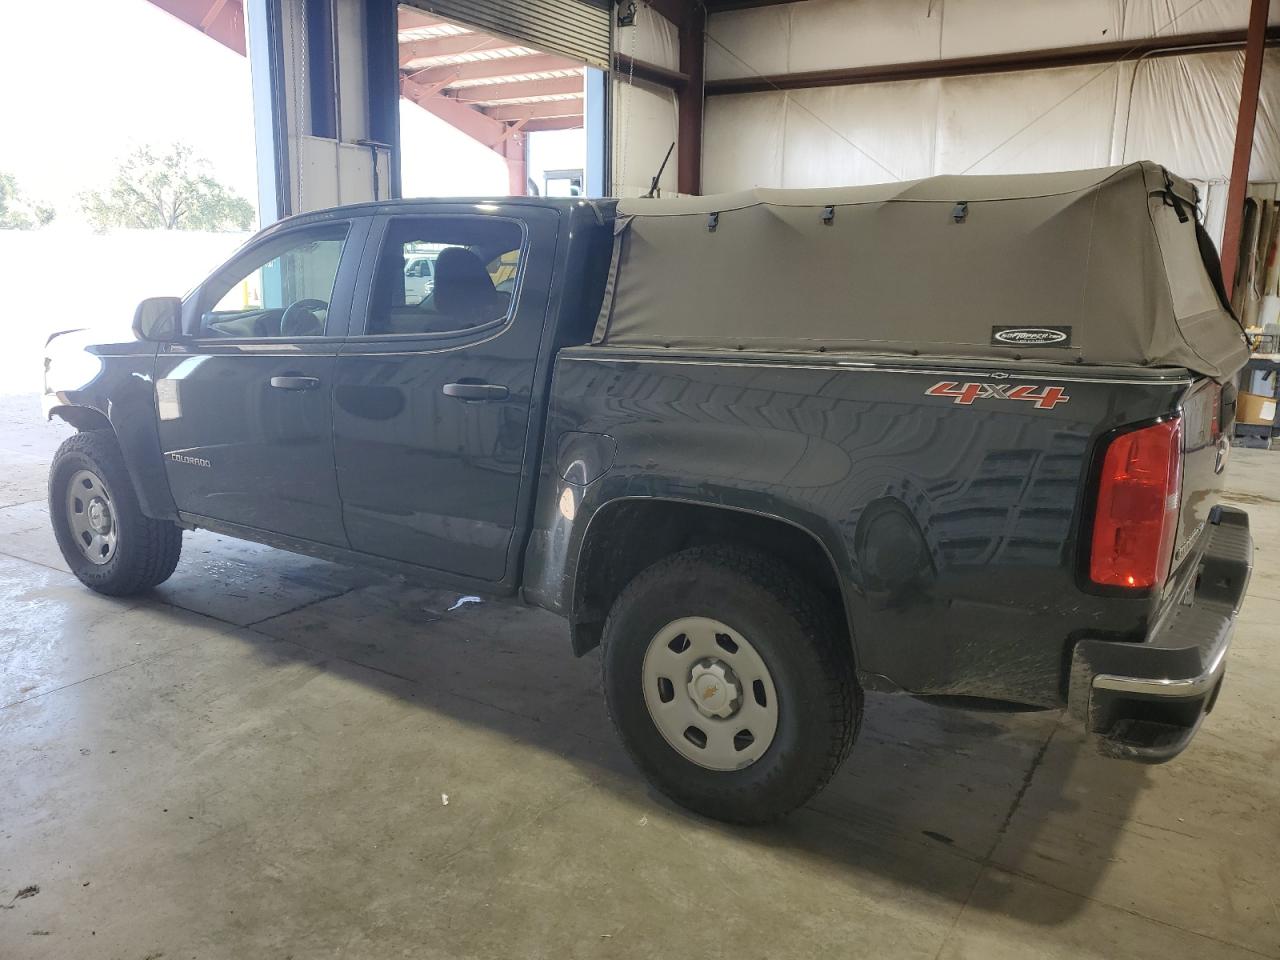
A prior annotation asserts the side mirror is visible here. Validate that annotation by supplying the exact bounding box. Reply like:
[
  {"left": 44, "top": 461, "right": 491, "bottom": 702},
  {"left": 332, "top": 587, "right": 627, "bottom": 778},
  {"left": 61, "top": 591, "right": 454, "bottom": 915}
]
[{"left": 132, "top": 297, "right": 183, "bottom": 342}]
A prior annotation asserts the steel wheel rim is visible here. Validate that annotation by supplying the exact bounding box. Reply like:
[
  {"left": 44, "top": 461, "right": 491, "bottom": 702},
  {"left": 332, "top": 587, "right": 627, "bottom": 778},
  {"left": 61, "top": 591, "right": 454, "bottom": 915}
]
[
  {"left": 66, "top": 469, "right": 118, "bottom": 565},
  {"left": 641, "top": 616, "right": 779, "bottom": 771}
]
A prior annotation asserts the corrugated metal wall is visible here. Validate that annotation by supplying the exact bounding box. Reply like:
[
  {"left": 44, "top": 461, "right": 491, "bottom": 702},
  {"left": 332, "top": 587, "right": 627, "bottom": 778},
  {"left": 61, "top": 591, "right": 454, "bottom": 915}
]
[{"left": 404, "top": 0, "right": 611, "bottom": 68}]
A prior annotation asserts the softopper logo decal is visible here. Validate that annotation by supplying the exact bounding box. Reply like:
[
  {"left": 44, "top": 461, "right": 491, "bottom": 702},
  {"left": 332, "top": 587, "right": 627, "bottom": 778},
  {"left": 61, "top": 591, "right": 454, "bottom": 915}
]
[
  {"left": 991, "top": 326, "right": 1072, "bottom": 347},
  {"left": 926, "top": 381, "right": 1070, "bottom": 410}
]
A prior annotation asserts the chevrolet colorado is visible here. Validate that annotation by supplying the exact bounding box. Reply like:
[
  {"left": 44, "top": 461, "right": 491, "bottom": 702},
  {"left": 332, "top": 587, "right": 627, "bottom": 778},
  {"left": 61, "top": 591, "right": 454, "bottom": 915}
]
[{"left": 44, "top": 162, "right": 1253, "bottom": 823}]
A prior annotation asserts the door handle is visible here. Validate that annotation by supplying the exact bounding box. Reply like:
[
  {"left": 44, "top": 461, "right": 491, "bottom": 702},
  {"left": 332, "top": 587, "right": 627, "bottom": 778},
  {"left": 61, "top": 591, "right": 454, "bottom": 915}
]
[
  {"left": 442, "top": 381, "right": 509, "bottom": 402},
  {"left": 270, "top": 376, "right": 320, "bottom": 391}
]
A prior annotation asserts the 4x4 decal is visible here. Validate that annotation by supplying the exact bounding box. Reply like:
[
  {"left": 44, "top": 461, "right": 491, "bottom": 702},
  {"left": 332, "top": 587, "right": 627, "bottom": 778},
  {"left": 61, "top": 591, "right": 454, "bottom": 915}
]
[{"left": 925, "top": 381, "right": 1069, "bottom": 410}]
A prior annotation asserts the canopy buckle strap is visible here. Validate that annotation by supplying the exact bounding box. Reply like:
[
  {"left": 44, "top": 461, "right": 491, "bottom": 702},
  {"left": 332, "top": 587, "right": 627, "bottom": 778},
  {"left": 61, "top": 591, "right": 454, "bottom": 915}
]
[
  {"left": 707, "top": 212, "right": 719, "bottom": 232},
  {"left": 1163, "top": 170, "right": 1190, "bottom": 224},
  {"left": 951, "top": 201, "right": 969, "bottom": 223},
  {"left": 821, "top": 205, "right": 835, "bottom": 225}
]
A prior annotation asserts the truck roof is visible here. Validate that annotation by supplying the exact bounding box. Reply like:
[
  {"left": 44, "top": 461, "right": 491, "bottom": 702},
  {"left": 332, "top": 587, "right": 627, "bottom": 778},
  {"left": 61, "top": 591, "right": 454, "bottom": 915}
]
[{"left": 274, "top": 196, "right": 614, "bottom": 226}]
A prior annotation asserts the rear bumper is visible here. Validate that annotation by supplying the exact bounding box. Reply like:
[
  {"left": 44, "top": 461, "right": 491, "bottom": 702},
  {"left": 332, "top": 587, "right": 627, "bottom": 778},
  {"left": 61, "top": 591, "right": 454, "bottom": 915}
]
[{"left": 1067, "top": 505, "right": 1252, "bottom": 762}]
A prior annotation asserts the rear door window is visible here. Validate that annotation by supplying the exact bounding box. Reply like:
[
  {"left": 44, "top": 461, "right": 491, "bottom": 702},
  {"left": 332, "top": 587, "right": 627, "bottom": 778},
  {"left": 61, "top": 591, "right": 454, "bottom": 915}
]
[{"left": 363, "top": 217, "right": 524, "bottom": 337}]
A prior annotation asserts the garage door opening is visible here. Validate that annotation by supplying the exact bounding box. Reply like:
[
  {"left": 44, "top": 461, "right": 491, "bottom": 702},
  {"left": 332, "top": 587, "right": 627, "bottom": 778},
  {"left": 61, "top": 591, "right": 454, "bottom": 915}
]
[{"left": 397, "top": 4, "right": 603, "bottom": 199}]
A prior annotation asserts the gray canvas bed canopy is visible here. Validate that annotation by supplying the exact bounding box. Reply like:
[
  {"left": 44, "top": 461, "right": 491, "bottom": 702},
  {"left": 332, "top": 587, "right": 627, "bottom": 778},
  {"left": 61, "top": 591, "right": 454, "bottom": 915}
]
[{"left": 592, "top": 162, "right": 1249, "bottom": 380}]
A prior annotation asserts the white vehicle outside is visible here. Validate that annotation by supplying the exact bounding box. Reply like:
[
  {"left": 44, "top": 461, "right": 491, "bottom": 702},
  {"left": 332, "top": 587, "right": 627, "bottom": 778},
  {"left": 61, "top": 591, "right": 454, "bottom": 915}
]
[{"left": 404, "top": 255, "right": 435, "bottom": 303}]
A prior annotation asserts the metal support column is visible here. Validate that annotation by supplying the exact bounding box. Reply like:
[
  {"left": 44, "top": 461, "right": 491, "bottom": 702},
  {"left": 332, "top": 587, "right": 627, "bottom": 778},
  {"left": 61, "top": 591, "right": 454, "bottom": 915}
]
[
  {"left": 363, "top": 0, "right": 402, "bottom": 199},
  {"left": 503, "top": 135, "right": 528, "bottom": 196},
  {"left": 1220, "top": 0, "right": 1270, "bottom": 299},
  {"left": 676, "top": 4, "right": 705, "bottom": 195},
  {"left": 584, "top": 66, "right": 608, "bottom": 197},
  {"left": 245, "top": 0, "right": 291, "bottom": 225}
]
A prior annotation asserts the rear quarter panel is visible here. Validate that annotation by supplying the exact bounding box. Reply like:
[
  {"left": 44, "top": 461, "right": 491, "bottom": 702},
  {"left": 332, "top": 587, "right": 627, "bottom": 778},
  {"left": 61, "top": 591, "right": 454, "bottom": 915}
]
[{"left": 528, "top": 348, "right": 1192, "bottom": 707}]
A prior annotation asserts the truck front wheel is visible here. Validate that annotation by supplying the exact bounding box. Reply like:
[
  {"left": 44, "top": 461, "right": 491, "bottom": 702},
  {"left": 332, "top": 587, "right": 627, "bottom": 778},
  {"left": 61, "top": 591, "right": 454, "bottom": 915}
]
[
  {"left": 601, "top": 545, "right": 860, "bottom": 824},
  {"left": 49, "top": 431, "right": 183, "bottom": 596}
]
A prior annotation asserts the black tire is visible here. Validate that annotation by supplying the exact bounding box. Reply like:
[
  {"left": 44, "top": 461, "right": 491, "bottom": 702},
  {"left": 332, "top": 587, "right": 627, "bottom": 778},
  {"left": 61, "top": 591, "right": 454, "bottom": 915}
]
[
  {"left": 601, "top": 545, "right": 860, "bottom": 824},
  {"left": 49, "top": 431, "right": 183, "bottom": 596}
]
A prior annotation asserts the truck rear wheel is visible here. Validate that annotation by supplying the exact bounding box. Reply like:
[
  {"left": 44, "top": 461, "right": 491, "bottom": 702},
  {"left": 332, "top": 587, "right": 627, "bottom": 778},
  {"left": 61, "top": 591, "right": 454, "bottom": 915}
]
[
  {"left": 49, "top": 431, "right": 183, "bottom": 596},
  {"left": 601, "top": 545, "right": 860, "bottom": 824}
]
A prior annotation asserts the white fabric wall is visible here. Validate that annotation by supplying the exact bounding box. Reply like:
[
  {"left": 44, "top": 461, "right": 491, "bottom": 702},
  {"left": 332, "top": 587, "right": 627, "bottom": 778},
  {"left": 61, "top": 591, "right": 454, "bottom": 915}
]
[
  {"left": 613, "top": 5, "right": 680, "bottom": 197},
  {"left": 707, "top": 0, "right": 1278, "bottom": 79},
  {"left": 703, "top": 0, "right": 1280, "bottom": 217},
  {"left": 614, "top": 78, "right": 680, "bottom": 198},
  {"left": 707, "top": 51, "right": 1280, "bottom": 187}
]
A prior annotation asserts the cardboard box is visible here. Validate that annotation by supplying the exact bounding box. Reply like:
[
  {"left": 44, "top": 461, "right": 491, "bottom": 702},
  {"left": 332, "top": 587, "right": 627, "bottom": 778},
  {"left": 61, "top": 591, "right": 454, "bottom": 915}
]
[{"left": 1238, "top": 391, "right": 1277, "bottom": 425}]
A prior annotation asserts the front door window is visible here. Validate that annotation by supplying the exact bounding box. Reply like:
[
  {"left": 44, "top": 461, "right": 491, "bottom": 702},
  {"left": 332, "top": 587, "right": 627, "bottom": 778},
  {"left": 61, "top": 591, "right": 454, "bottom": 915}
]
[{"left": 198, "top": 223, "right": 349, "bottom": 338}]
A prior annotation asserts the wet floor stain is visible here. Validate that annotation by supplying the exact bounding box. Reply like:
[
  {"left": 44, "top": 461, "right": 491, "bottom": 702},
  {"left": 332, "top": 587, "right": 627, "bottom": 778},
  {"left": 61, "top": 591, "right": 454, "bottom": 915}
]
[
  {"left": 1221, "top": 490, "right": 1280, "bottom": 505},
  {"left": 2, "top": 884, "right": 40, "bottom": 908}
]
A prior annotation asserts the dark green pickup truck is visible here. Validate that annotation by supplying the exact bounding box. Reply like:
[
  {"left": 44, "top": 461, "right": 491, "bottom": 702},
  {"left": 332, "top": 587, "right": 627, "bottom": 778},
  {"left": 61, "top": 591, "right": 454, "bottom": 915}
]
[{"left": 44, "top": 163, "right": 1253, "bottom": 822}]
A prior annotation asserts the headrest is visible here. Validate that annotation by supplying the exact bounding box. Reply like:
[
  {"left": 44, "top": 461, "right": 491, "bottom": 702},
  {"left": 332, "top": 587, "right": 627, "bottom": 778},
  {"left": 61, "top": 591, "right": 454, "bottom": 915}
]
[{"left": 432, "top": 247, "right": 501, "bottom": 322}]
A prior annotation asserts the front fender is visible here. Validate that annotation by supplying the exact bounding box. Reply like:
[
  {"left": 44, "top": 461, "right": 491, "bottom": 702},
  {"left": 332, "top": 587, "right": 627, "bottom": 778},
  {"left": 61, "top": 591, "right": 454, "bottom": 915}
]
[{"left": 44, "top": 330, "right": 177, "bottom": 522}]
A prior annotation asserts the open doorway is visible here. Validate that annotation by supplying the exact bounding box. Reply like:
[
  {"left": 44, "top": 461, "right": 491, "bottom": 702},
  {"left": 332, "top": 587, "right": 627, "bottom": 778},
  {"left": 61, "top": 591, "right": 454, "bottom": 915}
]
[{"left": 396, "top": 5, "right": 596, "bottom": 198}]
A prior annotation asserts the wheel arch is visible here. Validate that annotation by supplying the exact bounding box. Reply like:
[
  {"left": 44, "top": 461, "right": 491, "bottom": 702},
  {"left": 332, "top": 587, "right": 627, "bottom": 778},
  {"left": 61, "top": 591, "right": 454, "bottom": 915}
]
[
  {"left": 47, "top": 400, "right": 179, "bottom": 523},
  {"left": 567, "top": 496, "right": 855, "bottom": 664},
  {"left": 48, "top": 403, "right": 113, "bottom": 433}
]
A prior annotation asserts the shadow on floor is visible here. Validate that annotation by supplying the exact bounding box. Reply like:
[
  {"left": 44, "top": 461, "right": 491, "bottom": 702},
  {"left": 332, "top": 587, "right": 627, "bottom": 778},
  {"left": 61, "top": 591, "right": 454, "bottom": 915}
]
[{"left": 132, "top": 560, "right": 1149, "bottom": 926}]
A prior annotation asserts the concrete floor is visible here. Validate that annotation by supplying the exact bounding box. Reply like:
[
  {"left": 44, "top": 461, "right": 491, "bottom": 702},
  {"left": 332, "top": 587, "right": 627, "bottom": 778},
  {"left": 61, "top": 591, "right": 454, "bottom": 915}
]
[{"left": 1, "top": 388, "right": 1278, "bottom": 960}]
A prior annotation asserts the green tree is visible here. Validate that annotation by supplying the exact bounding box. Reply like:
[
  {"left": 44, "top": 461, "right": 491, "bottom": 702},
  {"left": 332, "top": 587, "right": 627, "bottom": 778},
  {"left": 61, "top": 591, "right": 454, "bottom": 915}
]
[
  {"left": 79, "top": 143, "right": 255, "bottom": 232},
  {"left": 0, "top": 172, "right": 56, "bottom": 229}
]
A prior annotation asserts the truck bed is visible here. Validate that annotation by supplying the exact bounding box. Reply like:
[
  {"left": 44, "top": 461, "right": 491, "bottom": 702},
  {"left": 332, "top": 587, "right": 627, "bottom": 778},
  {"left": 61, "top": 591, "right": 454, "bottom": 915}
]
[{"left": 529, "top": 346, "right": 1220, "bottom": 709}]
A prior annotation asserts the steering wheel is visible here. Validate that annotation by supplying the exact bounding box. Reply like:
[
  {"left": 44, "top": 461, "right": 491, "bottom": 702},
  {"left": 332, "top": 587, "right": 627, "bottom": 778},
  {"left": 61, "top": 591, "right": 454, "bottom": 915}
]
[{"left": 279, "top": 298, "right": 328, "bottom": 337}]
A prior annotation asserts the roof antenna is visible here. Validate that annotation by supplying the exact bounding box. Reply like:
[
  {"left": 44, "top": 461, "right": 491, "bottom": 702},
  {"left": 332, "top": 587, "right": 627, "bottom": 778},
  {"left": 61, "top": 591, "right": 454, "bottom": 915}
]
[{"left": 645, "top": 142, "right": 676, "bottom": 198}]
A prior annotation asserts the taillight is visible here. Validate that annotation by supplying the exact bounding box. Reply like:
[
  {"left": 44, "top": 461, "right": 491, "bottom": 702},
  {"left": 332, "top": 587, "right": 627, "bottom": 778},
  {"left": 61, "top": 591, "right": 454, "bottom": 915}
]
[{"left": 1089, "top": 418, "right": 1183, "bottom": 589}]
